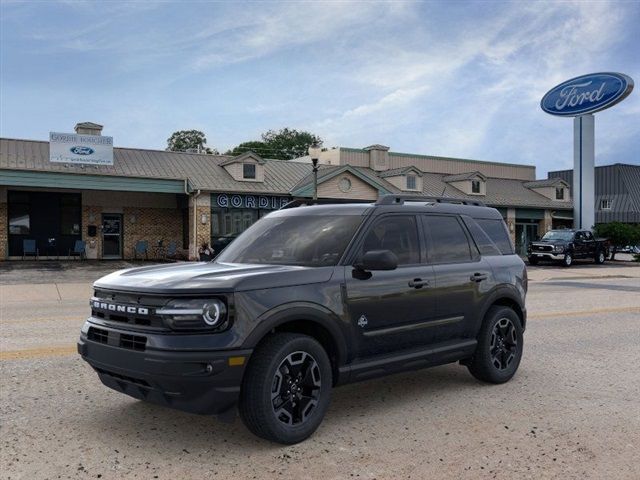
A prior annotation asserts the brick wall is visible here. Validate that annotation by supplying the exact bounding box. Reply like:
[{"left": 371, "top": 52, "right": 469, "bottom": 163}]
[
  {"left": 123, "top": 207, "right": 183, "bottom": 260},
  {"left": 188, "top": 194, "right": 212, "bottom": 260}
]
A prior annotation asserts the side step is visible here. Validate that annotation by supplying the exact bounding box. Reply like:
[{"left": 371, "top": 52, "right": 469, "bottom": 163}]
[{"left": 338, "top": 339, "right": 477, "bottom": 384}]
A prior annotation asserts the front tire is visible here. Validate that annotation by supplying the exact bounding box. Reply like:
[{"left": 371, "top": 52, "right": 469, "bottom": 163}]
[
  {"left": 562, "top": 253, "right": 573, "bottom": 267},
  {"left": 239, "top": 333, "right": 332, "bottom": 444},
  {"left": 467, "top": 306, "right": 524, "bottom": 384},
  {"left": 595, "top": 250, "right": 606, "bottom": 264}
]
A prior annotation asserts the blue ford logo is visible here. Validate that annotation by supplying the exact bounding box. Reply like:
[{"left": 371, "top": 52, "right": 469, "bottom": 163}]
[
  {"left": 70, "top": 146, "right": 95, "bottom": 155},
  {"left": 541, "top": 72, "right": 633, "bottom": 117}
]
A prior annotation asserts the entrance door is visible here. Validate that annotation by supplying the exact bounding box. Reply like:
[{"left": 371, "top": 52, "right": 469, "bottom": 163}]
[
  {"left": 102, "top": 214, "right": 123, "bottom": 259},
  {"left": 515, "top": 223, "right": 539, "bottom": 256}
]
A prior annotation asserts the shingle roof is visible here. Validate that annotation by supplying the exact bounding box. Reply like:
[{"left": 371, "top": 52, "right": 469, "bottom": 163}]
[
  {"left": 0, "top": 138, "right": 311, "bottom": 194},
  {"left": 443, "top": 171, "right": 487, "bottom": 182},
  {"left": 378, "top": 166, "right": 423, "bottom": 178},
  {"left": 523, "top": 178, "right": 568, "bottom": 188}
]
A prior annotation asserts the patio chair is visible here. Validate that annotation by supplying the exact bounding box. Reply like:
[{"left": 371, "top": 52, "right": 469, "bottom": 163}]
[
  {"left": 69, "top": 240, "right": 86, "bottom": 260},
  {"left": 22, "top": 239, "right": 39, "bottom": 260},
  {"left": 165, "top": 241, "right": 178, "bottom": 260},
  {"left": 134, "top": 240, "right": 149, "bottom": 260}
]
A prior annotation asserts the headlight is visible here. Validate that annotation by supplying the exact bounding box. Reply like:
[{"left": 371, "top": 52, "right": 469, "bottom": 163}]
[
  {"left": 157, "top": 298, "right": 227, "bottom": 330},
  {"left": 555, "top": 245, "right": 565, "bottom": 252}
]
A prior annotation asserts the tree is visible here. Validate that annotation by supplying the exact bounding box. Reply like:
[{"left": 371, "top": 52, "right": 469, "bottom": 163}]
[
  {"left": 226, "top": 128, "right": 322, "bottom": 160},
  {"left": 225, "top": 141, "right": 269, "bottom": 157},
  {"left": 167, "top": 130, "right": 217, "bottom": 154},
  {"left": 593, "top": 222, "right": 640, "bottom": 260}
]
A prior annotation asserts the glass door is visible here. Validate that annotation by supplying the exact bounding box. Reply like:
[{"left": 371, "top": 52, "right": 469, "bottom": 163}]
[
  {"left": 102, "top": 214, "right": 122, "bottom": 259},
  {"left": 515, "top": 223, "right": 539, "bottom": 256}
]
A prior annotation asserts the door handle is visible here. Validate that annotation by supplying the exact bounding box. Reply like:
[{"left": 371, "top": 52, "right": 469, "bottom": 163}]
[
  {"left": 470, "top": 273, "right": 488, "bottom": 282},
  {"left": 408, "top": 278, "right": 429, "bottom": 289}
]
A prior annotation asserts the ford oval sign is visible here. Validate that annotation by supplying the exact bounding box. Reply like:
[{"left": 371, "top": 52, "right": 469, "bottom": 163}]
[
  {"left": 541, "top": 72, "right": 633, "bottom": 116},
  {"left": 70, "top": 146, "right": 95, "bottom": 155}
]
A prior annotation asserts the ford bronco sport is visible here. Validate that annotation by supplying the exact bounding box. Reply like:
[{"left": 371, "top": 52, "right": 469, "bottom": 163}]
[{"left": 78, "top": 195, "right": 527, "bottom": 444}]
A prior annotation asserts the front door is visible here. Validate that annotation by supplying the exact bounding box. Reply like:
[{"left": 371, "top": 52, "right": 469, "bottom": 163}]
[
  {"left": 344, "top": 214, "right": 437, "bottom": 358},
  {"left": 102, "top": 214, "right": 122, "bottom": 259}
]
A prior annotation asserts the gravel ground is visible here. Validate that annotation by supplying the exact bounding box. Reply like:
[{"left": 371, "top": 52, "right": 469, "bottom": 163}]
[{"left": 1, "top": 265, "right": 639, "bottom": 479}]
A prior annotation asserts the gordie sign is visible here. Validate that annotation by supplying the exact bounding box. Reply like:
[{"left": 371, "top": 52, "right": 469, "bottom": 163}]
[{"left": 541, "top": 72, "right": 633, "bottom": 117}]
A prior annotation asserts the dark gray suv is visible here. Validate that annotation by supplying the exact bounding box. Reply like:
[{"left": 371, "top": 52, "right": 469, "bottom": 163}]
[{"left": 78, "top": 195, "right": 527, "bottom": 444}]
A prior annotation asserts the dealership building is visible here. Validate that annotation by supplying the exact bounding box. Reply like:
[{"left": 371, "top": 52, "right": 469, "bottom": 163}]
[{"left": 0, "top": 122, "right": 575, "bottom": 260}]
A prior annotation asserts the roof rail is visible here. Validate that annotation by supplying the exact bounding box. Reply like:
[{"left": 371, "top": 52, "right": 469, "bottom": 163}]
[
  {"left": 375, "top": 195, "right": 486, "bottom": 207},
  {"left": 280, "top": 198, "right": 373, "bottom": 209}
]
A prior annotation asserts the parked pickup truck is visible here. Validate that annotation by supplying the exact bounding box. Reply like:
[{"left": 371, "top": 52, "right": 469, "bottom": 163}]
[{"left": 527, "top": 229, "right": 609, "bottom": 267}]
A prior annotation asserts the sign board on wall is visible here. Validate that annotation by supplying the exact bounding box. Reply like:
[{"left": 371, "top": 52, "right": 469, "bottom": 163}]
[
  {"left": 212, "top": 193, "right": 290, "bottom": 210},
  {"left": 49, "top": 132, "right": 114, "bottom": 165}
]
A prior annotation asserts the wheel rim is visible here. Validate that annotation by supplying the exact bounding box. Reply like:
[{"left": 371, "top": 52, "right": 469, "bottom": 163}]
[
  {"left": 490, "top": 318, "right": 518, "bottom": 371},
  {"left": 565, "top": 255, "right": 572, "bottom": 265},
  {"left": 271, "top": 351, "right": 322, "bottom": 426},
  {"left": 599, "top": 252, "right": 605, "bottom": 263}
]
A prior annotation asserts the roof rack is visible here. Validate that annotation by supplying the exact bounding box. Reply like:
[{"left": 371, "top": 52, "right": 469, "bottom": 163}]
[
  {"left": 375, "top": 195, "right": 486, "bottom": 207},
  {"left": 280, "top": 198, "right": 373, "bottom": 209}
]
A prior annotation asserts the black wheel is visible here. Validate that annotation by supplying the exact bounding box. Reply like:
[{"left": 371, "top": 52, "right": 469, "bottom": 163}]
[
  {"left": 562, "top": 253, "right": 573, "bottom": 267},
  {"left": 467, "top": 306, "right": 523, "bottom": 384},
  {"left": 595, "top": 250, "right": 606, "bottom": 264},
  {"left": 238, "top": 333, "right": 332, "bottom": 444},
  {"left": 527, "top": 256, "right": 538, "bottom": 266}
]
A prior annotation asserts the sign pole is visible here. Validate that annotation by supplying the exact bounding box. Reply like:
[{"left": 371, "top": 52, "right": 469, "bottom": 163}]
[{"left": 573, "top": 114, "right": 595, "bottom": 229}]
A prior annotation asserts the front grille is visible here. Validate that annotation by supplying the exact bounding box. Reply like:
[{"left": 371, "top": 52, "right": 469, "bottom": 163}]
[
  {"left": 120, "top": 333, "right": 146, "bottom": 351},
  {"left": 86, "top": 326, "right": 147, "bottom": 352},
  {"left": 88, "top": 327, "right": 108, "bottom": 344},
  {"left": 94, "top": 367, "right": 150, "bottom": 387},
  {"left": 91, "top": 290, "right": 168, "bottom": 331},
  {"left": 534, "top": 245, "right": 553, "bottom": 252}
]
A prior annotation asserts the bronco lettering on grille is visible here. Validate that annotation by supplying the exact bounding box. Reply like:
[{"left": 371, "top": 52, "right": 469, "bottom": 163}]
[{"left": 91, "top": 300, "right": 149, "bottom": 315}]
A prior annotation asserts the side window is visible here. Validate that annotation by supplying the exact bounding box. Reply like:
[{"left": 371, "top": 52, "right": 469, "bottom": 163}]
[
  {"left": 423, "top": 215, "right": 472, "bottom": 263},
  {"left": 462, "top": 217, "right": 501, "bottom": 256},
  {"left": 475, "top": 218, "right": 514, "bottom": 255},
  {"left": 360, "top": 216, "right": 420, "bottom": 265},
  {"left": 575, "top": 232, "right": 583, "bottom": 241},
  {"left": 584, "top": 231, "right": 593, "bottom": 241}
]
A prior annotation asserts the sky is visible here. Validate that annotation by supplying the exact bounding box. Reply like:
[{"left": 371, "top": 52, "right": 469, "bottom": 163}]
[{"left": 1, "top": 0, "right": 638, "bottom": 177}]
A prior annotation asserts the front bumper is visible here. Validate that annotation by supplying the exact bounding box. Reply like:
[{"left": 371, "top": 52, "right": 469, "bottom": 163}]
[
  {"left": 78, "top": 322, "right": 251, "bottom": 416},
  {"left": 528, "top": 252, "right": 566, "bottom": 261}
]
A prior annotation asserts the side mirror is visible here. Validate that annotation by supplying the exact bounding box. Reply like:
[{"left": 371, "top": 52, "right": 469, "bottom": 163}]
[{"left": 355, "top": 250, "right": 398, "bottom": 271}]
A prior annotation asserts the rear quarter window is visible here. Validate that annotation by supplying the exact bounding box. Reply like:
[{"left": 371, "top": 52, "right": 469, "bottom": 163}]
[{"left": 475, "top": 218, "right": 514, "bottom": 255}]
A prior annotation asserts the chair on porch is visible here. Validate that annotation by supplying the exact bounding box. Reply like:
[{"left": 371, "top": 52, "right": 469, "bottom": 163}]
[
  {"left": 69, "top": 240, "right": 86, "bottom": 260},
  {"left": 22, "top": 239, "right": 39, "bottom": 260},
  {"left": 165, "top": 241, "right": 178, "bottom": 260},
  {"left": 134, "top": 240, "right": 149, "bottom": 260}
]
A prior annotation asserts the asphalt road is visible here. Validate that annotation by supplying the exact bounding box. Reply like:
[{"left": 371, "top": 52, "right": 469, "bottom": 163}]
[{"left": 1, "top": 265, "right": 639, "bottom": 479}]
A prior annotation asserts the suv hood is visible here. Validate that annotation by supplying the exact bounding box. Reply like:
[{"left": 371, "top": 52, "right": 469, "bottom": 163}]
[{"left": 93, "top": 262, "right": 335, "bottom": 294}]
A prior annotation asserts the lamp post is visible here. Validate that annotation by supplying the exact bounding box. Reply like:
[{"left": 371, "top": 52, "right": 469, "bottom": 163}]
[{"left": 308, "top": 145, "right": 321, "bottom": 201}]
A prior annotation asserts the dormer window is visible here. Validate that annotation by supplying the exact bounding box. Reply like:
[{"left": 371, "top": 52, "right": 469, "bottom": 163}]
[
  {"left": 471, "top": 180, "right": 481, "bottom": 194},
  {"left": 406, "top": 174, "right": 417, "bottom": 190},
  {"left": 243, "top": 163, "right": 256, "bottom": 180},
  {"left": 556, "top": 187, "right": 564, "bottom": 200}
]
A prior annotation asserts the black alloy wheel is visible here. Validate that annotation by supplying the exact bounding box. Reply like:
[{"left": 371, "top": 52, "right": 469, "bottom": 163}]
[
  {"left": 271, "top": 351, "right": 322, "bottom": 426},
  {"left": 467, "top": 306, "right": 524, "bottom": 384},
  {"left": 490, "top": 318, "right": 518, "bottom": 371},
  {"left": 595, "top": 251, "right": 606, "bottom": 264},
  {"left": 239, "top": 333, "right": 332, "bottom": 444}
]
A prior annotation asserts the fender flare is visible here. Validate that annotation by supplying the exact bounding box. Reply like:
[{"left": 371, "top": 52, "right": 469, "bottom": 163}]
[
  {"left": 242, "top": 302, "right": 349, "bottom": 367},
  {"left": 478, "top": 285, "right": 526, "bottom": 329}
]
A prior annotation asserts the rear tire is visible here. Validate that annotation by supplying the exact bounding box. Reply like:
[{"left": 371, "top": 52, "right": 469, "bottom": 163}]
[
  {"left": 467, "top": 306, "right": 523, "bottom": 384},
  {"left": 595, "top": 250, "right": 606, "bottom": 264},
  {"left": 238, "top": 333, "right": 332, "bottom": 444}
]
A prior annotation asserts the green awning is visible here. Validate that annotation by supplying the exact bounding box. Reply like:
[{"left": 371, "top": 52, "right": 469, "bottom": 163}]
[{"left": 515, "top": 208, "right": 544, "bottom": 220}]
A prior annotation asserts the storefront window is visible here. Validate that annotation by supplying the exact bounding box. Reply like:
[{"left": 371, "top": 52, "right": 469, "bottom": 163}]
[
  {"left": 9, "top": 204, "right": 30, "bottom": 234},
  {"left": 60, "top": 195, "right": 81, "bottom": 235}
]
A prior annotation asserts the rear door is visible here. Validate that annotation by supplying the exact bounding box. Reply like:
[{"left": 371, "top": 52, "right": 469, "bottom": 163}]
[
  {"left": 344, "top": 214, "right": 437, "bottom": 358},
  {"left": 421, "top": 215, "right": 493, "bottom": 339}
]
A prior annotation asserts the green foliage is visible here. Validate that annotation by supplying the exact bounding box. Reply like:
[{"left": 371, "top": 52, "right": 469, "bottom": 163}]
[
  {"left": 594, "top": 222, "right": 640, "bottom": 260},
  {"left": 225, "top": 141, "right": 269, "bottom": 157},
  {"left": 167, "top": 130, "right": 217, "bottom": 154},
  {"left": 226, "top": 128, "right": 323, "bottom": 160}
]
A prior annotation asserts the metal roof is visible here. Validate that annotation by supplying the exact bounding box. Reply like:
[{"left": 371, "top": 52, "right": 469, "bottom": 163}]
[
  {"left": 443, "top": 171, "right": 487, "bottom": 182},
  {"left": 378, "top": 166, "right": 423, "bottom": 178},
  {"left": 523, "top": 178, "right": 568, "bottom": 188},
  {"left": 0, "top": 138, "right": 311, "bottom": 195}
]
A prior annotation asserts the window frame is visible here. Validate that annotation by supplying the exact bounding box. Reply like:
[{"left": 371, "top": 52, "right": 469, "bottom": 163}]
[
  {"left": 406, "top": 174, "right": 417, "bottom": 190},
  {"left": 555, "top": 187, "right": 565, "bottom": 200},
  {"left": 421, "top": 214, "right": 480, "bottom": 265},
  {"left": 471, "top": 179, "right": 481, "bottom": 194},
  {"left": 600, "top": 199, "right": 612, "bottom": 210},
  {"left": 242, "top": 163, "right": 257, "bottom": 180},
  {"left": 344, "top": 213, "right": 425, "bottom": 267}
]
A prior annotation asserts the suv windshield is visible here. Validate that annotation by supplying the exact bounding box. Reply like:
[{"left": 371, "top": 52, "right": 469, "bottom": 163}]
[
  {"left": 541, "top": 231, "right": 574, "bottom": 241},
  {"left": 216, "top": 215, "right": 363, "bottom": 267}
]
